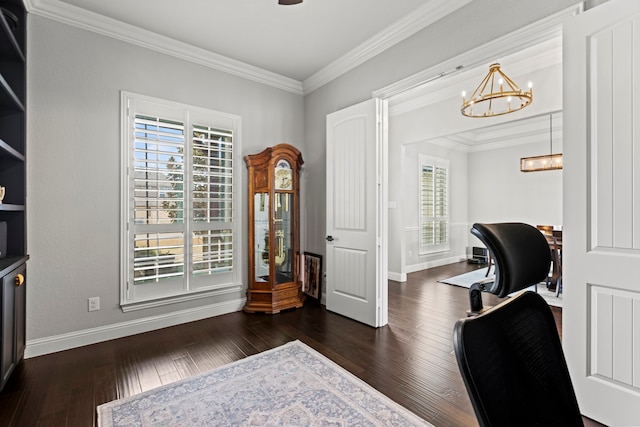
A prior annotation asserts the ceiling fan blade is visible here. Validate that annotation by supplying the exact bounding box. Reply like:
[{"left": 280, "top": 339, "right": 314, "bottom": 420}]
[{"left": 279, "top": 0, "right": 303, "bottom": 4}]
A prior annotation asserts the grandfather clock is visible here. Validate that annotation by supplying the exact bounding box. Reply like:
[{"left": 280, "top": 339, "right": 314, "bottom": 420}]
[{"left": 244, "top": 144, "right": 304, "bottom": 313}]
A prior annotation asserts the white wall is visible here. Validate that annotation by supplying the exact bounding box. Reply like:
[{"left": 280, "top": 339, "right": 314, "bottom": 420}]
[
  {"left": 386, "top": 132, "right": 563, "bottom": 280},
  {"left": 469, "top": 142, "right": 563, "bottom": 225},
  {"left": 26, "top": 16, "right": 303, "bottom": 347},
  {"left": 467, "top": 140, "right": 563, "bottom": 248},
  {"left": 303, "top": 0, "right": 579, "bottom": 285},
  {"left": 387, "top": 140, "right": 469, "bottom": 280},
  {"left": 386, "top": 60, "right": 563, "bottom": 274}
]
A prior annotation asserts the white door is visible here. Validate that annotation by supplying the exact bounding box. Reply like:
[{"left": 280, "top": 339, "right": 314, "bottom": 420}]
[
  {"left": 564, "top": 1, "right": 640, "bottom": 425},
  {"left": 326, "top": 99, "right": 388, "bottom": 327}
]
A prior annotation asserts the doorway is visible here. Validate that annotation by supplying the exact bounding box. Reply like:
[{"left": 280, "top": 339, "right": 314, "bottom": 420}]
[{"left": 384, "top": 34, "right": 563, "bottom": 282}]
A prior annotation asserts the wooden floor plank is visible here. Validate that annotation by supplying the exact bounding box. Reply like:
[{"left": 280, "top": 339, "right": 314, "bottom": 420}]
[{"left": 0, "top": 262, "right": 604, "bottom": 426}]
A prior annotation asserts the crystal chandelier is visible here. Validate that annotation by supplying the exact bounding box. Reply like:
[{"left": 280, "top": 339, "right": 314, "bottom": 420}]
[{"left": 461, "top": 63, "right": 532, "bottom": 118}]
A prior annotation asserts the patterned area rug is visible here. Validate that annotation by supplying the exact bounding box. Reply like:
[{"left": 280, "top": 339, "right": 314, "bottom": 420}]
[
  {"left": 97, "top": 340, "right": 432, "bottom": 427},
  {"left": 438, "top": 267, "right": 562, "bottom": 308}
]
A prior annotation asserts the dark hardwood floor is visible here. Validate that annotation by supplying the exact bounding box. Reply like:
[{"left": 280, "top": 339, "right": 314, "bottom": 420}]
[{"left": 0, "top": 261, "right": 604, "bottom": 426}]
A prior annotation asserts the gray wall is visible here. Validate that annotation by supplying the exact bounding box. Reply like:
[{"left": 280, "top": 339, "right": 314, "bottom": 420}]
[{"left": 27, "top": 15, "right": 303, "bottom": 341}]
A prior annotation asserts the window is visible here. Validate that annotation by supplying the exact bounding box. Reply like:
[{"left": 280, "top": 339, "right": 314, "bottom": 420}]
[
  {"left": 121, "top": 92, "right": 241, "bottom": 310},
  {"left": 419, "top": 155, "right": 449, "bottom": 254}
]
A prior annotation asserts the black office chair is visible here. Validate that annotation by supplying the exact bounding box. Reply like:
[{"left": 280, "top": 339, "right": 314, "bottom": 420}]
[
  {"left": 466, "top": 222, "right": 551, "bottom": 315},
  {"left": 454, "top": 223, "right": 583, "bottom": 427}
]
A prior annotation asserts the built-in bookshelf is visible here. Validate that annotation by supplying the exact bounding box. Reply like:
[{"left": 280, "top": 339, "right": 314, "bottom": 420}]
[{"left": 0, "top": 0, "right": 27, "bottom": 391}]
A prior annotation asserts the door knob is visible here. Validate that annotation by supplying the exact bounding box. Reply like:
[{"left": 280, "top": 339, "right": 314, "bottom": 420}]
[
  {"left": 326, "top": 235, "right": 334, "bottom": 242},
  {"left": 15, "top": 273, "right": 24, "bottom": 286}
]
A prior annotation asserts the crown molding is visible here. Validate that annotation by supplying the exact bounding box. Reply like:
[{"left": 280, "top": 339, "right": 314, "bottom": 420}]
[
  {"left": 373, "top": 2, "right": 584, "bottom": 100},
  {"left": 24, "top": 0, "right": 305, "bottom": 95},
  {"left": 389, "top": 42, "right": 562, "bottom": 117},
  {"left": 302, "top": 0, "right": 473, "bottom": 95}
]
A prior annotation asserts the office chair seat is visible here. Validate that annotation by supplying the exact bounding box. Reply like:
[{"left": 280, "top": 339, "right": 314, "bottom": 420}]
[{"left": 454, "top": 291, "right": 582, "bottom": 426}]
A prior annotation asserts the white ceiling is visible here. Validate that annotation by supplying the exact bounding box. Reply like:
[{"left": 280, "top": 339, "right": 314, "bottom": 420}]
[
  {"left": 447, "top": 111, "right": 563, "bottom": 149},
  {"left": 25, "top": 0, "right": 472, "bottom": 91}
]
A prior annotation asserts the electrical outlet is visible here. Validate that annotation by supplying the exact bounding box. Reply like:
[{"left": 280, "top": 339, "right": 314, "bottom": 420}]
[{"left": 88, "top": 297, "right": 100, "bottom": 312}]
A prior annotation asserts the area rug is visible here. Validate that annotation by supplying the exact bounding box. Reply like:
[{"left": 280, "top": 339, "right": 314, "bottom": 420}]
[
  {"left": 97, "top": 340, "right": 431, "bottom": 427},
  {"left": 438, "top": 267, "right": 562, "bottom": 308}
]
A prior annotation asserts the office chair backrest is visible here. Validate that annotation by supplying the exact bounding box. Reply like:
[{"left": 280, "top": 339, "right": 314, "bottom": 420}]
[
  {"left": 471, "top": 223, "right": 551, "bottom": 298},
  {"left": 453, "top": 291, "right": 583, "bottom": 427}
]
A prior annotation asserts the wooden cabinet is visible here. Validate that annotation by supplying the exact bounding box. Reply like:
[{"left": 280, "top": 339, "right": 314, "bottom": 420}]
[
  {"left": 244, "top": 144, "right": 304, "bottom": 314},
  {"left": 0, "top": 0, "right": 27, "bottom": 391}
]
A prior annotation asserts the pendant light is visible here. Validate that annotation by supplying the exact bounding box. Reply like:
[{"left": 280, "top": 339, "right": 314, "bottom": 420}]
[{"left": 520, "top": 113, "right": 563, "bottom": 172}]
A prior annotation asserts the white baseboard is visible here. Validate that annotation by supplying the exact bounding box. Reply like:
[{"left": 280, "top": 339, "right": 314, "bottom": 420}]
[
  {"left": 388, "top": 271, "right": 407, "bottom": 282},
  {"left": 25, "top": 298, "right": 245, "bottom": 358},
  {"left": 405, "top": 255, "right": 467, "bottom": 275},
  {"left": 388, "top": 255, "right": 466, "bottom": 282}
]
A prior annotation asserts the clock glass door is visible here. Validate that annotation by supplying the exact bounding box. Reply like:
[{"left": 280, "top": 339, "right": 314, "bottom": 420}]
[
  {"left": 253, "top": 193, "right": 269, "bottom": 283},
  {"left": 274, "top": 192, "right": 293, "bottom": 284}
]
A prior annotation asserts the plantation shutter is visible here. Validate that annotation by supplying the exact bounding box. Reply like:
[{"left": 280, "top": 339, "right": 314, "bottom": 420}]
[
  {"left": 191, "top": 124, "right": 234, "bottom": 276},
  {"left": 421, "top": 165, "right": 435, "bottom": 245},
  {"left": 434, "top": 165, "right": 447, "bottom": 244},
  {"left": 133, "top": 114, "right": 186, "bottom": 284},
  {"left": 419, "top": 155, "right": 449, "bottom": 253},
  {"left": 122, "top": 92, "right": 241, "bottom": 308}
]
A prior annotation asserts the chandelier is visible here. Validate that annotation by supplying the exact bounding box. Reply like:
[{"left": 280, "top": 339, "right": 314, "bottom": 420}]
[{"left": 461, "top": 63, "right": 532, "bottom": 118}]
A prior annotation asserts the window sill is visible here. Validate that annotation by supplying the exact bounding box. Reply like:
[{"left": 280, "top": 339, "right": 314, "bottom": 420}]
[
  {"left": 120, "top": 283, "right": 243, "bottom": 312},
  {"left": 418, "top": 246, "right": 450, "bottom": 256}
]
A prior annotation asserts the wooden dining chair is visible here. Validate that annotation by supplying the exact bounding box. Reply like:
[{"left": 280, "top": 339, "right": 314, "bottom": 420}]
[
  {"left": 551, "top": 230, "right": 563, "bottom": 296},
  {"left": 537, "top": 225, "right": 558, "bottom": 290},
  {"left": 536, "top": 224, "right": 554, "bottom": 235},
  {"left": 485, "top": 253, "right": 493, "bottom": 277}
]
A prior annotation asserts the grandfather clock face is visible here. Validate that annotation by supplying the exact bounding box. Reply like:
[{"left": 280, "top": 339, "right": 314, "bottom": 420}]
[{"left": 274, "top": 159, "right": 293, "bottom": 190}]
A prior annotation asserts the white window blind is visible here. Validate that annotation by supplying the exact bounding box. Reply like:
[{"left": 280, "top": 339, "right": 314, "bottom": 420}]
[
  {"left": 419, "top": 155, "right": 449, "bottom": 254},
  {"left": 122, "top": 93, "right": 241, "bottom": 309}
]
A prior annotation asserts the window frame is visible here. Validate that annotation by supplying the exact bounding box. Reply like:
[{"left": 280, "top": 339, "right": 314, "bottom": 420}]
[
  {"left": 120, "top": 92, "right": 242, "bottom": 311},
  {"left": 418, "top": 154, "right": 450, "bottom": 255}
]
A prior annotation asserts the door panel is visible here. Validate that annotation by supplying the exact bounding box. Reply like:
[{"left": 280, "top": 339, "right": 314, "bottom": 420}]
[
  {"left": 326, "top": 99, "right": 387, "bottom": 327},
  {"left": 564, "top": 1, "right": 640, "bottom": 424}
]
